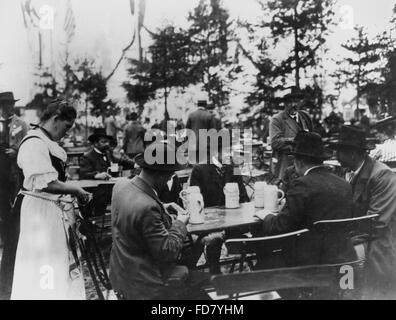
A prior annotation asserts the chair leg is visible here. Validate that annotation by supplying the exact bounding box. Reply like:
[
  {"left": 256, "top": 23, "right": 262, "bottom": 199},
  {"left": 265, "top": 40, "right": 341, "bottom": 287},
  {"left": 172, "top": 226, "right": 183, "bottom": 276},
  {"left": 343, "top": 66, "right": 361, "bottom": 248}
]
[{"left": 78, "top": 238, "right": 105, "bottom": 300}]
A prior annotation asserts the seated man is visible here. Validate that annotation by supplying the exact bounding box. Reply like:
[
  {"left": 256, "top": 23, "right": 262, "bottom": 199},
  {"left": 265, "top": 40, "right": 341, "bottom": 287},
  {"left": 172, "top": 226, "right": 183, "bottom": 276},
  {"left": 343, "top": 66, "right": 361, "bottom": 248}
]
[
  {"left": 253, "top": 132, "right": 356, "bottom": 268},
  {"left": 109, "top": 142, "right": 210, "bottom": 300},
  {"left": 188, "top": 147, "right": 249, "bottom": 274},
  {"left": 331, "top": 125, "right": 396, "bottom": 298},
  {"left": 80, "top": 128, "right": 134, "bottom": 180},
  {"left": 189, "top": 148, "right": 249, "bottom": 207}
]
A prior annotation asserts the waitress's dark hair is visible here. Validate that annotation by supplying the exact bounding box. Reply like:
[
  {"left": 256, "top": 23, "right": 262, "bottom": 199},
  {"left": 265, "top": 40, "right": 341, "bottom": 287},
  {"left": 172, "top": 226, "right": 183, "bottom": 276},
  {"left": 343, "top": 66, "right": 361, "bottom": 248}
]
[{"left": 40, "top": 99, "right": 77, "bottom": 123}]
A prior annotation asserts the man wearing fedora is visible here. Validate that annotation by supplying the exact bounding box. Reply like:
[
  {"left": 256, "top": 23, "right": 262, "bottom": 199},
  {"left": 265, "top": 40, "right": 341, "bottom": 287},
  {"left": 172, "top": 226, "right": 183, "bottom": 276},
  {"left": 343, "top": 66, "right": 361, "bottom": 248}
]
[
  {"left": 0, "top": 92, "right": 29, "bottom": 247},
  {"left": 109, "top": 142, "right": 210, "bottom": 299},
  {"left": 370, "top": 116, "right": 396, "bottom": 168},
  {"left": 330, "top": 125, "right": 396, "bottom": 298},
  {"left": 254, "top": 132, "right": 356, "bottom": 269},
  {"left": 186, "top": 95, "right": 221, "bottom": 164},
  {"left": 269, "top": 87, "right": 313, "bottom": 180},
  {"left": 80, "top": 128, "right": 134, "bottom": 180}
]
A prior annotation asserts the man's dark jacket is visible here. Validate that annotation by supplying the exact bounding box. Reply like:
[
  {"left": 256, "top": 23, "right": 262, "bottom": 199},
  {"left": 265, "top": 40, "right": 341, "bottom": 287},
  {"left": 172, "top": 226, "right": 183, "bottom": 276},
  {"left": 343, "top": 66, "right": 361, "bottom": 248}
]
[
  {"left": 255, "top": 167, "right": 356, "bottom": 267},
  {"left": 109, "top": 177, "right": 187, "bottom": 300},
  {"left": 79, "top": 149, "right": 133, "bottom": 179},
  {"left": 350, "top": 156, "right": 396, "bottom": 290},
  {"left": 189, "top": 163, "right": 249, "bottom": 208}
]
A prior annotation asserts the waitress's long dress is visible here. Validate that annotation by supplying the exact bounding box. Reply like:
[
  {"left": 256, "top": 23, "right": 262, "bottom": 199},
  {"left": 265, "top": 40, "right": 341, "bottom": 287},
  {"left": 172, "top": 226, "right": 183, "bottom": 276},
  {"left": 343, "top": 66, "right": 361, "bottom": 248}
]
[{"left": 10, "top": 129, "right": 85, "bottom": 300}]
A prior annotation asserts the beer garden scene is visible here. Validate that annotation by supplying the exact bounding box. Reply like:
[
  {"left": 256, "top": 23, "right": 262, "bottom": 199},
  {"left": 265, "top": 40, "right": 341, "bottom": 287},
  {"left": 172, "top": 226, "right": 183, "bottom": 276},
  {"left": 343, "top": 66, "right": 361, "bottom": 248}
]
[{"left": 1, "top": 0, "right": 396, "bottom": 301}]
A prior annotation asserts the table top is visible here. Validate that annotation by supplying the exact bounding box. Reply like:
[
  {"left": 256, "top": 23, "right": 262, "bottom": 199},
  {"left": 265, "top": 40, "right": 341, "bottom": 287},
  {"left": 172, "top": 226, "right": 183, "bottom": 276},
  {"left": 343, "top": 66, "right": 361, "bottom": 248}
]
[
  {"left": 187, "top": 202, "right": 262, "bottom": 234},
  {"left": 69, "top": 178, "right": 119, "bottom": 190}
]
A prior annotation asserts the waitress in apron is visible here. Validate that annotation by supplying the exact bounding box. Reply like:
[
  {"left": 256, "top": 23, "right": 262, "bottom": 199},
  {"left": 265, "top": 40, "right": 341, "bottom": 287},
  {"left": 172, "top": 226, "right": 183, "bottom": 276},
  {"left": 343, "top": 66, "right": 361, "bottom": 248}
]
[{"left": 10, "top": 100, "right": 91, "bottom": 299}]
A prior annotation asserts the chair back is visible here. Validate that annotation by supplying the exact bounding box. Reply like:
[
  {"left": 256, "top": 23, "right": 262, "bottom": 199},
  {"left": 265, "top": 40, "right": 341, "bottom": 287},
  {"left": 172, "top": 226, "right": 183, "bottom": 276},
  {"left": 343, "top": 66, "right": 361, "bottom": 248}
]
[
  {"left": 311, "top": 214, "right": 379, "bottom": 264},
  {"left": 225, "top": 229, "right": 309, "bottom": 270},
  {"left": 312, "top": 214, "right": 379, "bottom": 252},
  {"left": 211, "top": 259, "right": 364, "bottom": 299}
]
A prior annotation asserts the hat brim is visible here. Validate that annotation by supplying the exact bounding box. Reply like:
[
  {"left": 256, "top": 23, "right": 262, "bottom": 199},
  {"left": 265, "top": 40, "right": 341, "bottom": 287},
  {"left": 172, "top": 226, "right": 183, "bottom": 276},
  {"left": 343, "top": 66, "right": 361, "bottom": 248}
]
[
  {"left": 88, "top": 133, "right": 116, "bottom": 144},
  {"left": 288, "top": 149, "right": 333, "bottom": 160},
  {"left": 134, "top": 153, "right": 186, "bottom": 172},
  {"left": 327, "top": 141, "right": 375, "bottom": 151}
]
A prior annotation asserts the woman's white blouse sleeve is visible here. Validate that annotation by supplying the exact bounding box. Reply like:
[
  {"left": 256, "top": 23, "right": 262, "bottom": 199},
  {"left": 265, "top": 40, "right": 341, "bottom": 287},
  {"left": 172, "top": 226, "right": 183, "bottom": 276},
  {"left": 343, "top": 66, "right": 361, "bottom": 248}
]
[{"left": 17, "top": 138, "right": 59, "bottom": 191}]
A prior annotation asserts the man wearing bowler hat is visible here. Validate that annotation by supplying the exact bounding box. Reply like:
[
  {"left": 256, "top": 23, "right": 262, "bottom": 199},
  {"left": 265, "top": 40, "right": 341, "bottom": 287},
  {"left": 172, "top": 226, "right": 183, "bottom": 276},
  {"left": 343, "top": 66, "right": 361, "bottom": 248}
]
[
  {"left": 0, "top": 92, "right": 29, "bottom": 249},
  {"left": 330, "top": 125, "right": 396, "bottom": 298},
  {"left": 109, "top": 142, "right": 210, "bottom": 299},
  {"left": 269, "top": 87, "right": 313, "bottom": 180},
  {"left": 80, "top": 128, "right": 134, "bottom": 180},
  {"left": 253, "top": 132, "right": 355, "bottom": 270}
]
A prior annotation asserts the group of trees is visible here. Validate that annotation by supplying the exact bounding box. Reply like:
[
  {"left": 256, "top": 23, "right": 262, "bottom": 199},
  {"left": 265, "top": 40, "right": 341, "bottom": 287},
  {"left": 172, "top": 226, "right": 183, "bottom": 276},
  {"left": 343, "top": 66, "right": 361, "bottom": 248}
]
[{"left": 27, "top": 0, "right": 396, "bottom": 121}]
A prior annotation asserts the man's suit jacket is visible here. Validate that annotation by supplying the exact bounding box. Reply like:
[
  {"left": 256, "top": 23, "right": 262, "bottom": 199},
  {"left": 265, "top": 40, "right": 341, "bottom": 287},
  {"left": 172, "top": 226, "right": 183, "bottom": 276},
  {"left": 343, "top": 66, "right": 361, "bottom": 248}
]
[
  {"left": 109, "top": 177, "right": 187, "bottom": 300},
  {"left": 351, "top": 156, "right": 396, "bottom": 287},
  {"left": 1, "top": 115, "right": 29, "bottom": 197},
  {"left": 256, "top": 167, "right": 356, "bottom": 267},
  {"left": 79, "top": 149, "right": 111, "bottom": 179},
  {"left": 189, "top": 163, "right": 249, "bottom": 208},
  {"left": 269, "top": 110, "right": 313, "bottom": 179},
  {"left": 123, "top": 121, "right": 146, "bottom": 155},
  {"left": 186, "top": 108, "right": 221, "bottom": 157}
]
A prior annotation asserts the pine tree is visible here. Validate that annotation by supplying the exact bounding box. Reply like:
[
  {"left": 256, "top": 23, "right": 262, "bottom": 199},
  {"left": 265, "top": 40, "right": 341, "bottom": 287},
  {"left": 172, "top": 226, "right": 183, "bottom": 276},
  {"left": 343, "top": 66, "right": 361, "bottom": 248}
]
[
  {"left": 187, "top": 0, "right": 240, "bottom": 110},
  {"left": 123, "top": 25, "right": 192, "bottom": 117},
  {"left": 337, "top": 26, "right": 387, "bottom": 116}
]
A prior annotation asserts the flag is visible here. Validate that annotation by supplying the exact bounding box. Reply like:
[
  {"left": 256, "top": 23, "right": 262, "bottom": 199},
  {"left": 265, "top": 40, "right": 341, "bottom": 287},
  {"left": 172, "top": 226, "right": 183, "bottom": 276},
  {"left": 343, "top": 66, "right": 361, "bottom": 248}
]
[
  {"left": 130, "top": 0, "right": 135, "bottom": 15},
  {"left": 138, "top": 0, "right": 146, "bottom": 30},
  {"left": 64, "top": 0, "right": 76, "bottom": 43},
  {"left": 20, "top": 0, "right": 40, "bottom": 29}
]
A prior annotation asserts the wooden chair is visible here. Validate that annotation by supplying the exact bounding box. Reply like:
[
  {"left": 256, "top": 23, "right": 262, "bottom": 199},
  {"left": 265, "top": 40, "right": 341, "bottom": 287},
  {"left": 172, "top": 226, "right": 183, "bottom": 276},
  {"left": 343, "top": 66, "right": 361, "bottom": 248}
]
[
  {"left": 77, "top": 184, "right": 115, "bottom": 300},
  {"left": 210, "top": 260, "right": 364, "bottom": 300},
  {"left": 225, "top": 229, "right": 309, "bottom": 273},
  {"left": 312, "top": 214, "right": 379, "bottom": 263}
]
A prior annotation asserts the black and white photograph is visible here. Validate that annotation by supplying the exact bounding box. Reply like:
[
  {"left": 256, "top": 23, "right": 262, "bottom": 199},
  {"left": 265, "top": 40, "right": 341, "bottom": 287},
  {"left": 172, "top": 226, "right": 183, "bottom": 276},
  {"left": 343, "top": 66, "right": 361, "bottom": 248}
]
[{"left": 1, "top": 0, "right": 396, "bottom": 304}]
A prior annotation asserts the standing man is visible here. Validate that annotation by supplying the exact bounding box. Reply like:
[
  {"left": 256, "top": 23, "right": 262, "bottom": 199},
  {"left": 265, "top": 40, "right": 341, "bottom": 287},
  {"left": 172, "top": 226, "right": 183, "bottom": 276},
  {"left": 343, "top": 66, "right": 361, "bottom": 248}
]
[
  {"left": 269, "top": 88, "right": 313, "bottom": 180},
  {"left": 330, "top": 125, "right": 396, "bottom": 298},
  {"left": 186, "top": 95, "right": 221, "bottom": 164},
  {"left": 123, "top": 112, "right": 146, "bottom": 160},
  {"left": 0, "top": 92, "right": 29, "bottom": 248}
]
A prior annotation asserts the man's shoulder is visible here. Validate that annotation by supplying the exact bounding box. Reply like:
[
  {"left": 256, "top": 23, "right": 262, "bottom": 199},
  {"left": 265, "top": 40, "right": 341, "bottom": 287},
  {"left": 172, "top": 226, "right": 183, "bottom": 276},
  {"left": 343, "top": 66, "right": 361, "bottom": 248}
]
[
  {"left": 82, "top": 149, "right": 97, "bottom": 159},
  {"left": 113, "top": 178, "right": 160, "bottom": 214},
  {"left": 271, "top": 111, "right": 286, "bottom": 122},
  {"left": 370, "top": 158, "right": 396, "bottom": 181}
]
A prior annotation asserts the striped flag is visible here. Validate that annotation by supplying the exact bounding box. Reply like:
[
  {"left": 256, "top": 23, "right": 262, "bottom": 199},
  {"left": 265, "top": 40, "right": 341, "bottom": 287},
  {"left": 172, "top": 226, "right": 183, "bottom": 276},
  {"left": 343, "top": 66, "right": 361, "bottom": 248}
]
[
  {"left": 138, "top": 0, "right": 146, "bottom": 30},
  {"left": 130, "top": 0, "right": 135, "bottom": 15},
  {"left": 20, "top": 0, "right": 40, "bottom": 29},
  {"left": 64, "top": 0, "right": 76, "bottom": 43}
]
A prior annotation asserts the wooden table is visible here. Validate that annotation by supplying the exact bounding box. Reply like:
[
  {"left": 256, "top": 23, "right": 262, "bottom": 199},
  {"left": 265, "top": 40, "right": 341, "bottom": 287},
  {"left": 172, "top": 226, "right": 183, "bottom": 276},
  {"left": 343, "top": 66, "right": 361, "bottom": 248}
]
[
  {"left": 187, "top": 202, "right": 262, "bottom": 235},
  {"left": 69, "top": 178, "right": 120, "bottom": 191}
]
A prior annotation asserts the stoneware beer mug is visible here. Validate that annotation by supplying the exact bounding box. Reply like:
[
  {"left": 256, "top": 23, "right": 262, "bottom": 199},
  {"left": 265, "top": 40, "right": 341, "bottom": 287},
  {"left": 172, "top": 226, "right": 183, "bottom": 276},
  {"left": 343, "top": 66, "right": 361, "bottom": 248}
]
[
  {"left": 254, "top": 181, "right": 267, "bottom": 208},
  {"left": 107, "top": 163, "right": 119, "bottom": 177},
  {"left": 179, "top": 186, "right": 204, "bottom": 224},
  {"left": 263, "top": 184, "right": 285, "bottom": 212},
  {"left": 223, "top": 182, "right": 240, "bottom": 209}
]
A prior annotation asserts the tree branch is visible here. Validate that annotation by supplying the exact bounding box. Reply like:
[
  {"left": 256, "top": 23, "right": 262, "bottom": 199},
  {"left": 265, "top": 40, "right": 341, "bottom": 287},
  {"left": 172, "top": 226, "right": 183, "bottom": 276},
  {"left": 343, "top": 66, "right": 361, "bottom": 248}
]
[{"left": 105, "top": 29, "right": 137, "bottom": 82}]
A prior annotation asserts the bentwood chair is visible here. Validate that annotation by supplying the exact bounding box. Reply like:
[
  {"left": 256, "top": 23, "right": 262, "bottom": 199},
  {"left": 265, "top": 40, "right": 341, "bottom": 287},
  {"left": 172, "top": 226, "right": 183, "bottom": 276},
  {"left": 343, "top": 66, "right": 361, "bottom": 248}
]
[
  {"left": 312, "top": 214, "right": 379, "bottom": 264},
  {"left": 225, "top": 229, "right": 309, "bottom": 273},
  {"left": 77, "top": 185, "right": 115, "bottom": 300},
  {"left": 210, "top": 260, "right": 364, "bottom": 300}
]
